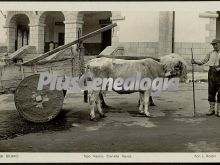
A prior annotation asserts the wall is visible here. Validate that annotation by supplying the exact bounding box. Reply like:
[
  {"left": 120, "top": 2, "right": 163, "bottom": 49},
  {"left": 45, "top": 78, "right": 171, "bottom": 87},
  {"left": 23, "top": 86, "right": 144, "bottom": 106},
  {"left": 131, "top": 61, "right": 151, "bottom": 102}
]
[
  {"left": 174, "top": 12, "right": 214, "bottom": 71},
  {"left": 0, "top": 45, "right": 7, "bottom": 54},
  {"left": 117, "top": 11, "right": 159, "bottom": 57},
  {"left": 174, "top": 42, "right": 212, "bottom": 71},
  {"left": 118, "top": 11, "right": 159, "bottom": 42},
  {"left": 119, "top": 42, "right": 158, "bottom": 57},
  {"left": 0, "top": 14, "right": 6, "bottom": 44},
  {"left": 0, "top": 14, "right": 7, "bottom": 56},
  {"left": 175, "top": 12, "right": 209, "bottom": 43}
]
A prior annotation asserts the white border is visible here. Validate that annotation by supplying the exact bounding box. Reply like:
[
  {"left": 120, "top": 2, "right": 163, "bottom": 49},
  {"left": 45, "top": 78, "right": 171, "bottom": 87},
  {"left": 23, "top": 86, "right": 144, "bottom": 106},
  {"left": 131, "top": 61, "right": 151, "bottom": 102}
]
[
  {"left": 0, "top": 152, "right": 220, "bottom": 163},
  {"left": 1, "top": 1, "right": 220, "bottom": 163},
  {"left": 0, "top": 1, "right": 219, "bottom": 11}
]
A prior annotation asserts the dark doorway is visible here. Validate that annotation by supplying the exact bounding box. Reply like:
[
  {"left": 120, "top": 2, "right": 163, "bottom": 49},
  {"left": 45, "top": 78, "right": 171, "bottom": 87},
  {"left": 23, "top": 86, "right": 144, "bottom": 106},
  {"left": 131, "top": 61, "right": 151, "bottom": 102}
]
[
  {"left": 101, "top": 26, "right": 112, "bottom": 51},
  {"left": 82, "top": 12, "right": 112, "bottom": 55},
  {"left": 13, "top": 15, "right": 30, "bottom": 51},
  {"left": 15, "top": 27, "right": 29, "bottom": 51},
  {"left": 43, "top": 11, "right": 65, "bottom": 53},
  {"left": 15, "top": 40, "right": 17, "bottom": 51},
  {"left": 101, "top": 17, "right": 112, "bottom": 51},
  {"left": 58, "top": 33, "right": 65, "bottom": 46}
]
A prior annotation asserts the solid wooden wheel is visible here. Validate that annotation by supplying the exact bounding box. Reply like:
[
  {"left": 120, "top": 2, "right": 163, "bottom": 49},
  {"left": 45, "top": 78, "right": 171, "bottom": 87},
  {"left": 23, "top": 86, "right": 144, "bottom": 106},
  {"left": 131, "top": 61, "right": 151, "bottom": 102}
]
[{"left": 14, "top": 74, "right": 64, "bottom": 123}]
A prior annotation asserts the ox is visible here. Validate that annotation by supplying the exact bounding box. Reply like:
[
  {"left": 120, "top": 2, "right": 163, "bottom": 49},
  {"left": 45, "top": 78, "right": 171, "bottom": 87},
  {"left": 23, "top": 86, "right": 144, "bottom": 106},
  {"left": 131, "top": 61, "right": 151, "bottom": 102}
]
[{"left": 85, "top": 53, "right": 187, "bottom": 121}]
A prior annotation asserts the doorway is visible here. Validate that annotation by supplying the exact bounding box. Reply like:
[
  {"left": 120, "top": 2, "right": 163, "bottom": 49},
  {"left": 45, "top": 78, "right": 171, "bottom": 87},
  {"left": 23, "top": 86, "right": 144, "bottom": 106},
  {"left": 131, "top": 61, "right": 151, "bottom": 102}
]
[{"left": 81, "top": 11, "right": 112, "bottom": 55}]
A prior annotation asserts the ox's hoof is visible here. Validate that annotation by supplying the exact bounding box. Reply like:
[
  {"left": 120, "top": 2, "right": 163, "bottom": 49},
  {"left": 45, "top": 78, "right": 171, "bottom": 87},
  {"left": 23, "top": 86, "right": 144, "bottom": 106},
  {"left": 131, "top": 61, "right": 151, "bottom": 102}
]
[
  {"left": 90, "top": 117, "right": 98, "bottom": 122},
  {"left": 100, "top": 114, "right": 107, "bottom": 118},
  {"left": 150, "top": 103, "right": 156, "bottom": 106},
  {"left": 144, "top": 113, "right": 151, "bottom": 117},
  {"left": 206, "top": 110, "right": 215, "bottom": 116}
]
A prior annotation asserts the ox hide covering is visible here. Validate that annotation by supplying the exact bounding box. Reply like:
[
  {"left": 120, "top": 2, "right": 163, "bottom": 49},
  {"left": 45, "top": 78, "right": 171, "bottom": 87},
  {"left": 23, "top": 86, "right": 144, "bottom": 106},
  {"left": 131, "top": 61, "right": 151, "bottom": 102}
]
[
  {"left": 86, "top": 57, "right": 164, "bottom": 81},
  {"left": 86, "top": 53, "right": 187, "bottom": 83}
]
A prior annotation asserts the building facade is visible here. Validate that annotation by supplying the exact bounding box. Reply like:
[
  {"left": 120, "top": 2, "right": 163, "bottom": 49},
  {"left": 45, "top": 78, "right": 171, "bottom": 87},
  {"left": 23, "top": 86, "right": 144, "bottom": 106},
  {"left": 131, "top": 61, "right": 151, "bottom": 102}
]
[{"left": 0, "top": 11, "right": 220, "bottom": 71}]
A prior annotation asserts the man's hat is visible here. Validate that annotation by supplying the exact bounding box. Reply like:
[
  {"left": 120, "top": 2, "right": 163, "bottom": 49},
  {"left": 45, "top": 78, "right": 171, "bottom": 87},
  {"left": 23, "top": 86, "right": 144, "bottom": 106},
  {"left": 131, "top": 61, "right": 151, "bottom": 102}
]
[{"left": 211, "top": 39, "right": 220, "bottom": 45}]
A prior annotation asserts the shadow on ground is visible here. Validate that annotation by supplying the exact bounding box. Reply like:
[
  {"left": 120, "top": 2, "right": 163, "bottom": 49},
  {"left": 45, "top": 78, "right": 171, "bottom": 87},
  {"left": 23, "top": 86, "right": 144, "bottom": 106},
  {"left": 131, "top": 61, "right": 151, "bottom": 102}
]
[{"left": 0, "top": 109, "right": 89, "bottom": 140}]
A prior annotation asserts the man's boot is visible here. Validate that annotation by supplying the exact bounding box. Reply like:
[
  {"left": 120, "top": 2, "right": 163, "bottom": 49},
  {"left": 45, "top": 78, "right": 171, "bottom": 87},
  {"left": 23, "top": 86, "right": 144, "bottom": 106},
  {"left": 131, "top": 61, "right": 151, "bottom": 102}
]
[
  {"left": 206, "top": 102, "right": 215, "bottom": 116},
  {"left": 217, "top": 103, "right": 220, "bottom": 117}
]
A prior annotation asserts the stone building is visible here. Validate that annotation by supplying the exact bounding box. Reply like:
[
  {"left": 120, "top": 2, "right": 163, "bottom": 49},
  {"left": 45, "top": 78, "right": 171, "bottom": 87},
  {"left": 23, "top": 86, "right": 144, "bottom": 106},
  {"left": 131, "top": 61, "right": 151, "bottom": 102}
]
[{"left": 0, "top": 11, "right": 220, "bottom": 71}]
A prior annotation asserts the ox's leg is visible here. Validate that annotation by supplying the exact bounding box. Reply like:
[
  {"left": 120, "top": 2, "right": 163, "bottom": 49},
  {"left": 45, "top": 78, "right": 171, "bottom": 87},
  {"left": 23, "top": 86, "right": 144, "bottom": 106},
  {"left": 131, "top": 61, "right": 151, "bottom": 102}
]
[
  {"left": 96, "top": 92, "right": 107, "bottom": 118},
  {"left": 99, "top": 93, "right": 110, "bottom": 108},
  {"left": 149, "top": 96, "right": 156, "bottom": 106},
  {"left": 138, "top": 96, "right": 156, "bottom": 107},
  {"left": 88, "top": 91, "right": 98, "bottom": 120},
  {"left": 143, "top": 90, "right": 151, "bottom": 117},
  {"left": 100, "top": 92, "right": 116, "bottom": 110},
  {"left": 139, "top": 92, "right": 144, "bottom": 114}
]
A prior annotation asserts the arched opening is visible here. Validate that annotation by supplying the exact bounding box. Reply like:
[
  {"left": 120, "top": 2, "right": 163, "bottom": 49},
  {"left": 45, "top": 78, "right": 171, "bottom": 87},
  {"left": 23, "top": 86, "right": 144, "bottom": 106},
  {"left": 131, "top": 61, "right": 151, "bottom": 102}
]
[
  {"left": 9, "top": 14, "right": 30, "bottom": 51},
  {"left": 81, "top": 11, "right": 112, "bottom": 55},
  {"left": 41, "top": 11, "right": 65, "bottom": 52}
]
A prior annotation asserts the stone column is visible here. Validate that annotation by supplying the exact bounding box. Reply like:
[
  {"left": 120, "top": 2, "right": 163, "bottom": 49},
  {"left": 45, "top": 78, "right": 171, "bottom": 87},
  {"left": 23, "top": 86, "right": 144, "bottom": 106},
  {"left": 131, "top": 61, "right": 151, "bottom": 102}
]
[
  {"left": 29, "top": 23, "right": 45, "bottom": 54},
  {"left": 158, "top": 11, "right": 173, "bottom": 57},
  {"left": 64, "top": 12, "right": 84, "bottom": 44},
  {"left": 64, "top": 20, "right": 84, "bottom": 44},
  {"left": 4, "top": 26, "right": 16, "bottom": 53}
]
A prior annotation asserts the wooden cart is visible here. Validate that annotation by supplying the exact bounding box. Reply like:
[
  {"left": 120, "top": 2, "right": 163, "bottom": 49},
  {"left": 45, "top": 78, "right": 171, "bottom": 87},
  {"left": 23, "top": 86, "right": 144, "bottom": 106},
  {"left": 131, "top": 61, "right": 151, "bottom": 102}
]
[{"left": 1, "top": 23, "right": 117, "bottom": 123}]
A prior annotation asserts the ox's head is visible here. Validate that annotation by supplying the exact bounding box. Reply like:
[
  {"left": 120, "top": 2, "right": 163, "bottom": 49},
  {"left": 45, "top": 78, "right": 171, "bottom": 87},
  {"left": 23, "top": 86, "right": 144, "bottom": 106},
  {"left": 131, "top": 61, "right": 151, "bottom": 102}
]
[{"left": 160, "top": 53, "right": 187, "bottom": 82}]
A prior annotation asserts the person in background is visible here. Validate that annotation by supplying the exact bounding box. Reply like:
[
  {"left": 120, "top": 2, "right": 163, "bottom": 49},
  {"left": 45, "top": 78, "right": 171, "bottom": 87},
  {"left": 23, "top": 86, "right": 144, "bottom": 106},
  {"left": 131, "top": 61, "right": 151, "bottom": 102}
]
[
  {"left": 55, "top": 43, "right": 59, "bottom": 49},
  {"left": 49, "top": 41, "right": 54, "bottom": 51},
  {"left": 192, "top": 39, "right": 220, "bottom": 117}
]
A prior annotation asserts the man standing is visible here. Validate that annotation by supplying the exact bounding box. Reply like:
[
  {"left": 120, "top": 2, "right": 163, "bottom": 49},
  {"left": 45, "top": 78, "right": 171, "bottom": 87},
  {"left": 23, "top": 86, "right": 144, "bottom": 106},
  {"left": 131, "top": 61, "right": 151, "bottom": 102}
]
[{"left": 192, "top": 39, "right": 220, "bottom": 117}]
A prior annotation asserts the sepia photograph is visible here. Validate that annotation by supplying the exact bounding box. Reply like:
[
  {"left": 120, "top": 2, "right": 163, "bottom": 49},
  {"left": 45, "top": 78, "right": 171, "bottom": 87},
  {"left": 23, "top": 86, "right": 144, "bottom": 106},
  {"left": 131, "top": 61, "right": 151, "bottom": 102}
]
[{"left": 0, "top": 1, "right": 220, "bottom": 163}]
